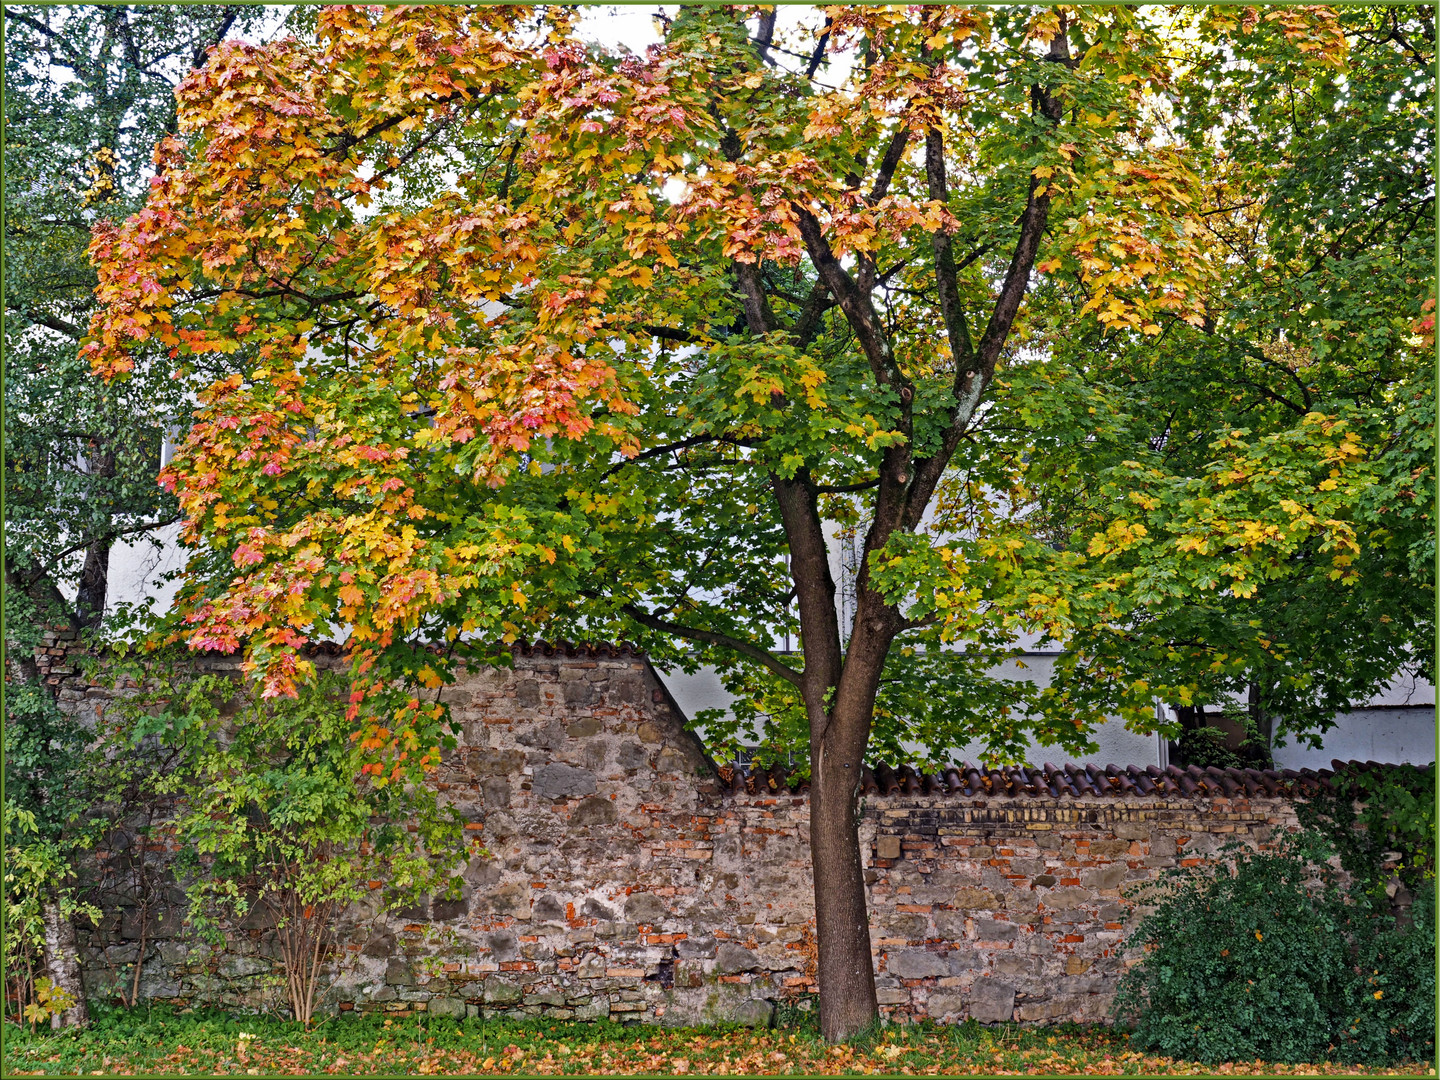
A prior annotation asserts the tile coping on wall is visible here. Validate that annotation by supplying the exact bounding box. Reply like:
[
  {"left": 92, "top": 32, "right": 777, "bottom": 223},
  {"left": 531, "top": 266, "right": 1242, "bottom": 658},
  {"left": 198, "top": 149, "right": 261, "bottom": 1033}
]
[{"left": 719, "top": 759, "right": 1430, "bottom": 799}]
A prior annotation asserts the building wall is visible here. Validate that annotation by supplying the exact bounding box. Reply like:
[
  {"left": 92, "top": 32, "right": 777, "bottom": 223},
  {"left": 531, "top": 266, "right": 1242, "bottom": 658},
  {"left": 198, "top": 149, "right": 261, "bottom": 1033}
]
[
  {"left": 663, "top": 654, "right": 1167, "bottom": 770},
  {"left": 103, "top": 530, "right": 1435, "bottom": 770},
  {"left": 1271, "top": 707, "right": 1437, "bottom": 771},
  {"left": 47, "top": 638, "right": 1321, "bottom": 1027}
]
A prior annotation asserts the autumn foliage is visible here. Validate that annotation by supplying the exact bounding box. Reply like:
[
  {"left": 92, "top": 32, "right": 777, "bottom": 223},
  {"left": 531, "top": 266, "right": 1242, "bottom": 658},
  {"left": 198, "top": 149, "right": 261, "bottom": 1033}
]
[
  {"left": 87, "top": 5, "right": 1296, "bottom": 753},
  {"left": 81, "top": 0, "right": 1431, "bottom": 1042},
  {"left": 81, "top": 2, "right": 1385, "bottom": 776}
]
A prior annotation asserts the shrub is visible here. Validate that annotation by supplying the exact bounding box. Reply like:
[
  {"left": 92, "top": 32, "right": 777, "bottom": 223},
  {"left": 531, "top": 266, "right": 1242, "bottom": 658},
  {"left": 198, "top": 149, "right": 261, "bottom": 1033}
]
[
  {"left": 1, "top": 802, "right": 99, "bottom": 1028},
  {"left": 1174, "top": 710, "right": 1271, "bottom": 771},
  {"left": 1113, "top": 831, "right": 1435, "bottom": 1065},
  {"left": 1175, "top": 725, "right": 1245, "bottom": 770},
  {"left": 1340, "top": 880, "right": 1435, "bottom": 1065},
  {"left": 109, "top": 661, "right": 475, "bottom": 1025},
  {"left": 1, "top": 677, "right": 93, "bottom": 843},
  {"left": 1, "top": 677, "right": 103, "bottom": 1027}
]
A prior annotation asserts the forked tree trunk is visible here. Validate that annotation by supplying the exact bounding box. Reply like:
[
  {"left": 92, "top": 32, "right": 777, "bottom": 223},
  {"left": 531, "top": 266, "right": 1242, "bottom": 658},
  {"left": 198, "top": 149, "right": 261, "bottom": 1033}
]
[{"left": 723, "top": 17, "right": 1066, "bottom": 1044}]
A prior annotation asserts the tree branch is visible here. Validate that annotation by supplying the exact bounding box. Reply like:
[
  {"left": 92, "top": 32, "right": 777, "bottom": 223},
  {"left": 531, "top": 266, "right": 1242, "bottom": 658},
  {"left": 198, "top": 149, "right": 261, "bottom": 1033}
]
[
  {"left": 598, "top": 322, "right": 700, "bottom": 345},
  {"left": 793, "top": 206, "right": 906, "bottom": 393},
  {"left": 622, "top": 604, "right": 803, "bottom": 688},
  {"left": 805, "top": 17, "right": 833, "bottom": 80},
  {"left": 601, "top": 434, "right": 747, "bottom": 478},
  {"left": 902, "top": 25, "right": 1070, "bottom": 529},
  {"left": 869, "top": 128, "right": 911, "bottom": 204},
  {"left": 769, "top": 470, "right": 843, "bottom": 699},
  {"left": 813, "top": 478, "right": 881, "bottom": 494},
  {"left": 790, "top": 279, "right": 834, "bottom": 350},
  {"left": 22, "top": 516, "right": 182, "bottom": 588},
  {"left": 898, "top": 611, "right": 945, "bottom": 632},
  {"left": 735, "top": 261, "right": 779, "bottom": 336},
  {"left": 793, "top": 203, "right": 915, "bottom": 570},
  {"left": 924, "top": 127, "right": 976, "bottom": 370},
  {"left": 113, "top": 8, "right": 143, "bottom": 75},
  {"left": 7, "top": 306, "right": 82, "bottom": 340},
  {"left": 194, "top": 7, "right": 242, "bottom": 72},
  {"left": 751, "top": 9, "right": 777, "bottom": 67},
  {"left": 366, "top": 106, "right": 461, "bottom": 187}
]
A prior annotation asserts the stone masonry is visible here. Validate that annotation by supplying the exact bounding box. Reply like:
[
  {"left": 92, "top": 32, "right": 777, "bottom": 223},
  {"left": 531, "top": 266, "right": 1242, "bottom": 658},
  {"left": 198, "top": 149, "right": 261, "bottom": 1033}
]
[{"left": 46, "top": 636, "right": 1312, "bottom": 1026}]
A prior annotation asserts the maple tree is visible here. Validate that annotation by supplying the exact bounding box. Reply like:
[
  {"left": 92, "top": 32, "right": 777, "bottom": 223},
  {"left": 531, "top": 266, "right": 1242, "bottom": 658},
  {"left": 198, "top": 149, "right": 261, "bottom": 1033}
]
[{"left": 88, "top": 4, "right": 1361, "bottom": 1038}]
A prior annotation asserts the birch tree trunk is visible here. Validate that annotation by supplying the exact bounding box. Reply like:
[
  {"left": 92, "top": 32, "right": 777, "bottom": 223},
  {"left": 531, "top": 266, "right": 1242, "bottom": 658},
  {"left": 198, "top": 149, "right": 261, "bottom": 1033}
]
[{"left": 42, "top": 899, "right": 90, "bottom": 1028}]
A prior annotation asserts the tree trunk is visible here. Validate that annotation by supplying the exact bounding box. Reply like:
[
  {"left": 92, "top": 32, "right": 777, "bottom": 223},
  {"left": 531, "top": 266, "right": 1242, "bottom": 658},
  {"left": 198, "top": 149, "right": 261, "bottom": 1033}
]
[
  {"left": 809, "top": 746, "right": 877, "bottom": 1042},
  {"left": 75, "top": 538, "right": 111, "bottom": 630},
  {"left": 128, "top": 894, "right": 149, "bottom": 1008},
  {"left": 807, "top": 603, "right": 897, "bottom": 1042},
  {"left": 41, "top": 899, "right": 89, "bottom": 1028},
  {"left": 75, "top": 439, "right": 117, "bottom": 630},
  {"left": 1246, "top": 680, "right": 1276, "bottom": 769}
]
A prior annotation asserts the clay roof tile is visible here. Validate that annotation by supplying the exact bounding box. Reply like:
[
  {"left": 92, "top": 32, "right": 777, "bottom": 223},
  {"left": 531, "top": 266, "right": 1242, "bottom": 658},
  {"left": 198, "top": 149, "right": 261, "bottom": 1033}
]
[{"left": 711, "top": 759, "right": 1425, "bottom": 803}]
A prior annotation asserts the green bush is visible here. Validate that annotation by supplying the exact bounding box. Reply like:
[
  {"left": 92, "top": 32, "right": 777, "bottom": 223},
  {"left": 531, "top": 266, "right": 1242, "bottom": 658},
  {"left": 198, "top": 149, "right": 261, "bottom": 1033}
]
[
  {"left": 1113, "top": 832, "right": 1435, "bottom": 1066},
  {"left": 1175, "top": 725, "right": 1245, "bottom": 770},
  {"left": 1341, "top": 880, "right": 1435, "bottom": 1065},
  {"left": 107, "top": 660, "right": 475, "bottom": 1025},
  {"left": 1, "top": 802, "right": 100, "bottom": 1027},
  {"left": 1, "top": 675, "right": 103, "bottom": 1025}
]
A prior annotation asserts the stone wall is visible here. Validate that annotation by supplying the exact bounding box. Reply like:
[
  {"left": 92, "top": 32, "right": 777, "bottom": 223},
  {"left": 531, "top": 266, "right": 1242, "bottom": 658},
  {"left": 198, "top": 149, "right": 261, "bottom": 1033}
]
[{"left": 49, "top": 637, "right": 1308, "bottom": 1026}]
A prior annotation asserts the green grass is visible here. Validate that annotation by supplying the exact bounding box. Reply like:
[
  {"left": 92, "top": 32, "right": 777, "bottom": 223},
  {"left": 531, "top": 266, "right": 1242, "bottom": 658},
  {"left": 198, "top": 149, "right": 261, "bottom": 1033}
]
[{"left": 2, "top": 1004, "right": 1432, "bottom": 1076}]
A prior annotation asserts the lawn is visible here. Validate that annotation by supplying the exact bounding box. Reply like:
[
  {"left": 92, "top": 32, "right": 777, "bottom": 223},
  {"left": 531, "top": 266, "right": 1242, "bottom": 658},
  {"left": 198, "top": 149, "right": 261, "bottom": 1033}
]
[{"left": 2, "top": 1006, "right": 1432, "bottom": 1077}]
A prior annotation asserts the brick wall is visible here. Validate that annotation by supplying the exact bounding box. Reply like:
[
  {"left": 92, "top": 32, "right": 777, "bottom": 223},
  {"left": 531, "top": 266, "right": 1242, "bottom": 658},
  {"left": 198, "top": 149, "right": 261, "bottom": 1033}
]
[{"left": 47, "top": 636, "right": 1305, "bottom": 1026}]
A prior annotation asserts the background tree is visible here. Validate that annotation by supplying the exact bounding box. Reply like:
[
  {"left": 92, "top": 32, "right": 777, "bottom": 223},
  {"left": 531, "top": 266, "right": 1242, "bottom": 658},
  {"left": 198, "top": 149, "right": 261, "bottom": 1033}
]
[
  {"left": 87, "top": 5, "right": 1359, "bottom": 1040},
  {"left": 1011, "top": 5, "right": 1434, "bottom": 763},
  {"left": 3, "top": 4, "right": 270, "bottom": 636},
  {"left": 2, "top": 4, "right": 273, "bottom": 1025}
]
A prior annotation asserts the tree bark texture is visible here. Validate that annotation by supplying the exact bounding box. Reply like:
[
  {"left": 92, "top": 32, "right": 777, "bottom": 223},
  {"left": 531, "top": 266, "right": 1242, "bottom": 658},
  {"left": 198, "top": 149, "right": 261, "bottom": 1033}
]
[
  {"left": 75, "top": 538, "right": 111, "bottom": 630},
  {"left": 809, "top": 744, "right": 878, "bottom": 1041},
  {"left": 807, "top": 596, "right": 901, "bottom": 1041},
  {"left": 42, "top": 900, "right": 90, "bottom": 1028}
]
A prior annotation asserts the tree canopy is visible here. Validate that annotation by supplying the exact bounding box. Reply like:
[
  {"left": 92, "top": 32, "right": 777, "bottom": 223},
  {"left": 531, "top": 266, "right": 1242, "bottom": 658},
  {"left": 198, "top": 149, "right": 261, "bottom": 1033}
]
[
  {"left": 83, "top": 3, "right": 1426, "bottom": 1038},
  {"left": 1016, "top": 5, "right": 1434, "bottom": 758},
  {"left": 4, "top": 4, "right": 270, "bottom": 636}
]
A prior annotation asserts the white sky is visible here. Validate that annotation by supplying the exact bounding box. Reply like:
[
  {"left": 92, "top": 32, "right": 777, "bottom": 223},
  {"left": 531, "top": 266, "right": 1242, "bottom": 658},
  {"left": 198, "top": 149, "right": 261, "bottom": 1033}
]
[{"left": 576, "top": 4, "right": 673, "bottom": 51}]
